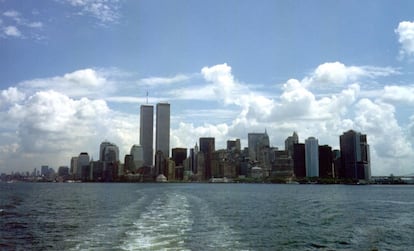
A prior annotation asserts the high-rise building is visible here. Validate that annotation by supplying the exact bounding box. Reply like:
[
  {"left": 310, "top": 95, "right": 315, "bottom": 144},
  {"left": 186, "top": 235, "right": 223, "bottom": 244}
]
[
  {"left": 130, "top": 144, "right": 144, "bottom": 170},
  {"left": 318, "top": 145, "right": 333, "bottom": 178},
  {"left": 77, "top": 152, "right": 90, "bottom": 180},
  {"left": 293, "top": 143, "right": 306, "bottom": 178},
  {"left": 305, "top": 137, "right": 319, "bottom": 177},
  {"left": 140, "top": 105, "right": 154, "bottom": 167},
  {"left": 248, "top": 131, "right": 270, "bottom": 161},
  {"left": 99, "top": 142, "right": 119, "bottom": 162},
  {"left": 285, "top": 132, "right": 299, "bottom": 157},
  {"left": 227, "top": 139, "right": 241, "bottom": 151},
  {"left": 340, "top": 130, "right": 371, "bottom": 180},
  {"left": 199, "top": 137, "right": 215, "bottom": 180},
  {"left": 156, "top": 103, "right": 170, "bottom": 158}
]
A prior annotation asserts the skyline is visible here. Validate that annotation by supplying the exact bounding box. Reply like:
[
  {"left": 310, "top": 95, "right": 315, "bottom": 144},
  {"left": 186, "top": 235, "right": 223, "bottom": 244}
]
[{"left": 1, "top": 1, "right": 414, "bottom": 175}]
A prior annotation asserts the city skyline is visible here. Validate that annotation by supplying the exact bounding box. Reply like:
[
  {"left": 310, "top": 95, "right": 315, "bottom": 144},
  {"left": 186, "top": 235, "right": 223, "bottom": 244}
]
[{"left": 1, "top": 1, "right": 414, "bottom": 176}]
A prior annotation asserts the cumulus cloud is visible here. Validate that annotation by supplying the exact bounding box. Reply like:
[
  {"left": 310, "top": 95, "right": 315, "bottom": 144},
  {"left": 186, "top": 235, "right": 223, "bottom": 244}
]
[
  {"left": 303, "top": 62, "right": 398, "bottom": 89},
  {"left": 20, "top": 68, "right": 113, "bottom": 98},
  {"left": 1, "top": 62, "right": 413, "bottom": 176},
  {"left": 395, "top": 21, "right": 414, "bottom": 59},
  {"left": 3, "top": 26, "right": 21, "bottom": 37}
]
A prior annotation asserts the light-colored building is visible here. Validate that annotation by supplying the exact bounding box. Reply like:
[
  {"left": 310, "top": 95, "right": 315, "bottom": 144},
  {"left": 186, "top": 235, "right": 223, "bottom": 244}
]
[
  {"left": 285, "top": 132, "right": 299, "bottom": 157},
  {"left": 156, "top": 103, "right": 170, "bottom": 158},
  {"left": 248, "top": 131, "right": 270, "bottom": 161},
  {"left": 305, "top": 137, "right": 319, "bottom": 177},
  {"left": 140, "top": 104, "right": 154, "bottom": 167},
  {"left": 130, "top": 144, "right": 144, "bottom": 170}
]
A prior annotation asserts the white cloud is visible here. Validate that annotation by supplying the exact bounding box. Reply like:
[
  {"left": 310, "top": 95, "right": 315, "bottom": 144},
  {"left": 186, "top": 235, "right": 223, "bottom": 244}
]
[
  {"left": 65, "top": 0, "right": 120, "bottom": 24},
  {"left": 395, "top": 21, "right": 414, "bottom": 59},
  {"left": 1, "top": 63, "right": 414, "bottom": 176},
  {"left": 139, "top": 74, "right": 190, "bottom": 86},
  {"left": 20, "top": 68, "right": 113, "bottom": 98},
  {"left": 1, "top": 9, "right": 43, "bottom": 39},
  {"left": 381, "top": 85, "right": 414, "bottom": 104},
  {"left": 303, "top": 62, "right": 398, "bottom": 89},
  {"left": 3, "top": 26, "right": 21, "bottom": 37}
]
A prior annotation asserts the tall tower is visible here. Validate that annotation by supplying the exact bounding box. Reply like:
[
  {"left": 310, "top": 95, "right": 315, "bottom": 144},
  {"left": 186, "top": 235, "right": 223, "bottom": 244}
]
[
  {"left": 199, "top": 137, "right": 215, "bottom": 180},
  {"left": 340, "top": 130, "right": 371, "bottom": 180},
  {"left": 156, "top": 103, "right": 170, "bottom": 158},
  {"left": 305, "top": 137, "right": 319, "bottom": 177},
  {"left": 285, "top": 132, "right": 299, "bottom": 157},
  {"left": 140, "top": 105, "right": 154, "bottom": 167}
]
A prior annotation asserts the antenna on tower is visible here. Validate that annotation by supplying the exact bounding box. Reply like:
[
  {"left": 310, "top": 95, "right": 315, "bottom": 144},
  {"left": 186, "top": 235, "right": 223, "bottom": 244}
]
[{"left": 146, "top": 90, "right": 149, "bottom": 104}]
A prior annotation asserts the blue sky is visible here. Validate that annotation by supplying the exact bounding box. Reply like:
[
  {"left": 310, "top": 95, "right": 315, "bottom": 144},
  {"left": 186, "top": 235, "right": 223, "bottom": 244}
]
[{"left": 1, "top": 0, "right": 414, "bottom": 175}]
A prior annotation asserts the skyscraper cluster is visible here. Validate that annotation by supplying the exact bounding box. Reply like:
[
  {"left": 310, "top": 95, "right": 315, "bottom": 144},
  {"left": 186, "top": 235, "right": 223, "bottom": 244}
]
[{"left": 64, "top": 103, "right": 370, "bottom": 183}]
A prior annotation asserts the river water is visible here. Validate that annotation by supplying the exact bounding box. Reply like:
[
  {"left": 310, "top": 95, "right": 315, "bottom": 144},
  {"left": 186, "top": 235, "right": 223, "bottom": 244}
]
[{"left": 0, "top": 183, "right": 413, "bottom": 250}]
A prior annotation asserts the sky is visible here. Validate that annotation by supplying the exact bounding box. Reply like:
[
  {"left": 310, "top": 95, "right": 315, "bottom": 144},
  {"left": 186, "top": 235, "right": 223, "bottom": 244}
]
[{"left": 1, "top": 0, "right": 414, "bottom": 176}]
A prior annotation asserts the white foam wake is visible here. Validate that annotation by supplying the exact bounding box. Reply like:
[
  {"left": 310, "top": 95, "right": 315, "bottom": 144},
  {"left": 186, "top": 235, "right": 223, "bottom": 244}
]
[{"left": 120, "top": 192, "right": 193, "bottom": 251}]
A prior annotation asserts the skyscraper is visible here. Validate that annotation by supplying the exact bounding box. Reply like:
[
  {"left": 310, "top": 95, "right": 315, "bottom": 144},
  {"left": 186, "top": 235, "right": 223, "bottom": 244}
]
[
  {"left": 340, "top": 130, "right": 371, "bottom": 180},
  {"left": 285, "top": 132, "right": 299, "bottom": 157},
  {"left": 156, "top": 103, "right": 170, "bottom": 158},
  {"left": 140, "top": 104, "right": 154, "bottom": 167},
  {"left": 305, "top": 137, "right": 319, "bottom": 177},
  {"left": 248, "top": 131, "right": 270, "bottom": 161},
  {"left": 199, "top": 137, "right": 215, "bottom": 180}
]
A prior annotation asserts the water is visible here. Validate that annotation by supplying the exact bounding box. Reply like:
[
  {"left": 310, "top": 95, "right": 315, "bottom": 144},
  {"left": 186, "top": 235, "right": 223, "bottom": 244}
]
[{"left": 1, "top": 183, "right": 413, "bottom": 250}]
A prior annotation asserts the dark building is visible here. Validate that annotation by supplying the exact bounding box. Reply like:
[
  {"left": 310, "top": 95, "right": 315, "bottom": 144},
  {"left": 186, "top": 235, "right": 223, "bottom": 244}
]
[
  {"left": 227, "top": 139, "right": 241, "bottom": 151},
  {"left": 340, "top": 130, "right": 371, "bottom": 180},
  {"left": 271, "top": 150, "right": 294, "bottom": 177},
  {"left": 199, "top": 137, "right": 215, "bottom": 180},
  {"left": 332, "top": 149, "right": 342, "bottom": 178},
  {"left": 154, "top": 150, "right": 168, "bottom": 178},
  {"left": 172, "top": 148, "right": 187, "bottom": 167},
  {"left": 124, "top": 154, "right": 134, "bottom": 173},
  {"left": 293, "top": 143, "right": 306, "bottom": 178},
  {"left": 318, "top": 145, "right": 333, "bottom": 178}
]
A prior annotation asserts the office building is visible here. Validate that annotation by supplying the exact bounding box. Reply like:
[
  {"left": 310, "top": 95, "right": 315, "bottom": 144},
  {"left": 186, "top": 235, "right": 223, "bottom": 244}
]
[
  {"left": 156, "top": 103, "right": 170, "bottom": 158},
  {"left": 248, "top": 131, "right": 270, "bottom": 161},
  {"left": 293, "top": 143, "right": 306, "bottom": 178},
  {"left": 305, "top": 137, "right": 319, "bottom": 177},
  {"left": 285, "top": 132, "right": 299, "bottom": 157},
  {"left": 340, "top": 130, "right": 371, "bottom": 180},
  {"left": 140, "top": 105, "right": 154, "bottom": 167},
  {"left": 199, "top": 137, "right": 215, "bottom": 180},
  {"left": 318, "top": 145, "right": 333, "bottom": 178}
]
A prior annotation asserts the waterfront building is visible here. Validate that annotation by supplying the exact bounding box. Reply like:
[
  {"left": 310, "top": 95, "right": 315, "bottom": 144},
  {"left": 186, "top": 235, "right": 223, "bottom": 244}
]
[
  {"left": 140, "top": 104, "right": 154, "bottom": 167},
  {"left": 199, "top": 137, "right": 215, "bottom": 180},
  {"left": 318, "top": 145, "right": 333, "bottom": 178},
  {"left": 340, "top": 130, "right": 371, "bottom": 180},
  {"left": 172, "top": 148, "right": 187, "bottom": 167},
  {"left": 41, "top": 165, "right": 49, "bottom": 177},
  {"left": 70, "top": 157, "right": 78, "bottom": 177},
  {"left": 100, "top": 142, "right": 119, "bottom": 162},
  {"left": 271, "top": 150, "right": 294, "bottom": 177},
  {"left": 293, "top": 143, "right": 306, "bottom": 178},
  {"left": 332, "top": 149, "right": 342, "bottom": 178},
  {"left": 130, "top": 144, "right": 144, "bottom": 171},
  {"left": 285, "top": 132, "right": 299, "bottom": 157},
  {"left": 154, "top": 150, "right": 168, "bottom": 178},
  {"left": 248, "top": 131, "right": 270, "bottom": 161},
  {"left": 305, "top": 137, "right": 319, "bottom": 177},
  {"left": 156, "top": 103, "right": 170, "bottom": 158},
  {"left": 77, "top": 152, "right": 90, "bottom": 180},
  {"left": 57, "top": 166, "right": 69, "bottom": 177},
  {"left": 124, "top": 154, "right": 134, "bottom": 173}
]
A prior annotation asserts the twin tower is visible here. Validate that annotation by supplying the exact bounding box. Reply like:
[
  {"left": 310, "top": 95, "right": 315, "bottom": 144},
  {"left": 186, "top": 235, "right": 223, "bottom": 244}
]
[{"left": 140, "top": 103, "right": 170, "bottom": 167}]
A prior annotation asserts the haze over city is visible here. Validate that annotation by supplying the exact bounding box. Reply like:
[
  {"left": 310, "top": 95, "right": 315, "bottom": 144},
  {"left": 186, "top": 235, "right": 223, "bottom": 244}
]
[{"left": 1, "top": 0, "right": 414, "bottom": 176}]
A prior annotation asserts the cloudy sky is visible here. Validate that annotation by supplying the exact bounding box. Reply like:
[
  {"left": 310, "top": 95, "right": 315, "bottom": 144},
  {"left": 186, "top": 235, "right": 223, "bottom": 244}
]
[{"left": 1, "top": 0, "right": 414, "bottom": 175}]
